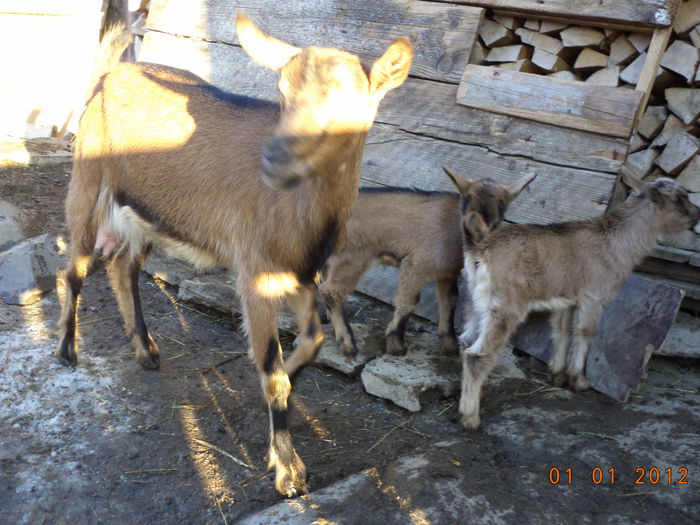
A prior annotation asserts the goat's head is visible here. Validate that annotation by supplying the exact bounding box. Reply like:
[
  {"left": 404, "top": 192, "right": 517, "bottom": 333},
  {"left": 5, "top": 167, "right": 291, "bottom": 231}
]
[
  {"left": 236, "top": 13, "right": 413, "bottom": 189},
  {"left": 638, "top": 178, "right": 700, "bottom": 233},
  {"left": 443, "top": 166, "right": 536, "bottom": 245}
]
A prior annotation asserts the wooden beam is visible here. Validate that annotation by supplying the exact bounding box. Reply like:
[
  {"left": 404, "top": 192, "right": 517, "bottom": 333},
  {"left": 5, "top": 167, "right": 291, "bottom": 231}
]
[
  {"left": 439, "top": 0, "right": 681, "bottom": 28},
  {"left": 146, "top": 0, "right": 484, "bottom": 84},
  {"left": 457, "top": 64, "right": 644, "bottom": 138},
  {"left": 634, "top": 27, "right": 673, "bottom": 125}
]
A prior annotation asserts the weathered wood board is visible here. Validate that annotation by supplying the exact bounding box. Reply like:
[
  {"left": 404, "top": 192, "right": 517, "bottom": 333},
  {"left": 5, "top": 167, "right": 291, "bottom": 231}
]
[
  {"left": 362, "top": 124, "right": 616, "bottom": 225},
  {"left": 146, "top": 0, "right": 484, "bottom": 84},
  {"left": 510, "top": 274, "right": 684, "bottom": 402},
  {"left": 140, "top": 32, "right": 629, "bottom": 174},
  {"left": 443, "top": 0, "right": 681, "bottom": 28},
  {"left": 457, "top": 65, "right": 644, "bottom": 138}
]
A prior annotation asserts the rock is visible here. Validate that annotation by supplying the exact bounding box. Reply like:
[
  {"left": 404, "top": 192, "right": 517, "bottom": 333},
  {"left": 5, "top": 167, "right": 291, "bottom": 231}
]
[
  {"left": 676, "top": 155, "right": 700, "bottom": 192},
  {"left": 0, "top": 233, "right": 65, "bottom": 305},
  {"left": 142, "top": 250, "right": 202, "bottom": 286},
  {"left": 656, "top": 311, "right": 700, "bottom": 358},
  {"left": 177, "top": 275, "right": 240, "bottom": 314},
  {"left": 585, "top": 66, "right": 619, "bottom": 87},
  {"left": 655, "top": 132, "right": 700, "bottom": 175},
  {"left": 0, "top": 200, "right": 26, "bottom": 251},
  {"left": 660, "top": 40, "right": 699, "bottom": 84},
  {"left": 608, "top": 35, "right": 637, "bottom": 66},
  {"left": 637, "top": 106, "right": 668, "bottom": 140},
  {"left": 560, "top": 26, "right": 605, "bottom": 48},
  {"left": 624, "top": 148, "right": 660, "bottom": 178},
  {"left": 0, "top": 137, "right": 72, "bottom": 168},
  {"left": 313, "top": 323, "right": 384, "bottom": 375},
  {"left": 361, "top": 352, "right": 460, "bottom": 412}
]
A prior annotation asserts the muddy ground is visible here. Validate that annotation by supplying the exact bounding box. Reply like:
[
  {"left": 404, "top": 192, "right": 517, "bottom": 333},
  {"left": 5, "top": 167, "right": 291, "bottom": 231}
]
[{"left": 1, "top": 164, "right": 699, "bottom": 524}]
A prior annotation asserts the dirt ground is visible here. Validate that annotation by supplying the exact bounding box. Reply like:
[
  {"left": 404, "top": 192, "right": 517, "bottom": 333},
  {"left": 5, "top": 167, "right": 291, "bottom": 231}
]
[{"left": 1, "top": 164, "right": 699, "bottom": 524}]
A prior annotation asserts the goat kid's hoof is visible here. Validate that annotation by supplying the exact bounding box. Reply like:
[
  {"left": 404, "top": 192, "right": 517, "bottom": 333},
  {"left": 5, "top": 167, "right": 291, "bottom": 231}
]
[
  {"left": 274, "top": 465, "right": 308, "bottom": 498},
  {"left": 549, "top": 371, "right": 567, "bottom": 388},
  {"left": 570, "top": 374, "right": 590, "bottom": 392},
  {"left": 461, "top": 412, "right": 481, "bottom": 431},
  {"left": 438, "top": 334, "right": 459, "bottom": 355},
  {"left": 339, "top": 340, "right": 358, "bottom": 358},
  {"left": 385, "top": 335, "right": 407, "bottom": 356}
]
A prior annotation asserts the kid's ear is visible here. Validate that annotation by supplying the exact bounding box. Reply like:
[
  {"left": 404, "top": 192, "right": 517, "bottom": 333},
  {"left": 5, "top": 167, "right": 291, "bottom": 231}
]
[
  {"left": 369, "top": 38, "right": 413, "bottom": 96},
  {"left": 236, "top": 13, "right": 300, "bottom": 71},
  {"left": 443, "top": 166, "right": 474, "bottom": 195},
  {"left": 507, "top": 172, "right": 536, "bottom": 201}
]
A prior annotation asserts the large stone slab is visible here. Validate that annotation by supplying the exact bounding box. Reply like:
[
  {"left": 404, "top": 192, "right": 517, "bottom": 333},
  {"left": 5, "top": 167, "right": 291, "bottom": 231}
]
[
  {"left": 361, "top": 352, "right": 461, "bottom": 412},
  {"left": 511, "top": 274, "right": 683, "bottom": 402},
  {"left": 142, "top": 250, "right": 201, "bottom": 286},
  {"left": 178, "top": 275, "right": 240, "bottom": 314},
  {"left": 0, "top": 233, "right": 65, "bottom": 305},
  {"left": 314, "top": 323, "right": 385, "bottom": 376},
  {"left": 0, "top": 200, "right": 26, "bottom": 251},
  {"left": 658, "top": 310, "right": 700, "bottom": 358}
]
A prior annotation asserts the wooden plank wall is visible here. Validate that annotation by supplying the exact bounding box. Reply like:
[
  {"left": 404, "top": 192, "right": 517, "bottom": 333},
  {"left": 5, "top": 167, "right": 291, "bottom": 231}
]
[
  {"left": 442, "top": 0, "right": 682, "bottom": 28},
  {"left": 140, "top": 0, "right": 624, "bottom": 321}
]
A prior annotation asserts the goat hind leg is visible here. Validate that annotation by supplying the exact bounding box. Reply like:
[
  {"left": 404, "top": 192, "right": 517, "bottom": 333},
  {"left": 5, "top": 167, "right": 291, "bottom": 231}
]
[
  {"left": 108, "top": 246, "right": 159, "bottom": 369},
  {"left": 567, "top": 300, "right": 604, "bottom": 391},
  {"left": 436, "top": 276, "right": 459, "bottom": 354},
  {"left": 284, "top": 284, "right": 324, "bottom": 378},
  {"left": 242, "top": 280, "right": 307, "bottom": 497},
  {"left": 385, "top": 262, "right": 423, "bottom": 355},
  {"left": 55, "top": 249, "right": 95, "bottom": 367},
  {"left": 547, "top": 307, "right": 574, "bottom": 387}
]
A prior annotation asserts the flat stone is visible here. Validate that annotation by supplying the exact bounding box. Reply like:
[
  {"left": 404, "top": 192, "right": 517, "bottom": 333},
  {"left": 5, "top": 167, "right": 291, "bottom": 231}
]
[
  {"left": 511, "top": 274, "right": 683, "bottom": 402},
  {"left": 665, "top": 87, "right": 700, "bottom": 125},
  {"left": 177, "top": 274, "right": 240, "bottom": 314},
  {"left": 361, "top": 352, "right": 461, "bottom": 412},
  {"left": 0, "top": 200, "right": 26, "bottom": 252},
  {"left": 314, "top": 323, "right": 384, "bottom": 375},
  {"left": 143, "top": 251, "right": 201, "bottom": 286},
  {"left": 0, "top": 137, "right": 72, "bottom": 167},
  {"left": 656, "top": 311, "right": 700, "bottom": 358},
  {"left": 0, "top": 233, "right": 66, "bottom": 305}
]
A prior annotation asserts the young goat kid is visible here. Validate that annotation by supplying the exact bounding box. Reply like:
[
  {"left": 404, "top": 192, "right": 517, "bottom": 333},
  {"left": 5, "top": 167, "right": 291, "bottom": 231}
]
[
  {"left": 320, "top": 167, "right": 535, "bottom": 356},
  {"left": 458, "top": 178, "right": 700, "bottom": 430},
  {"left": 55, "top": 13, "right": 412, "bottom": 497}
]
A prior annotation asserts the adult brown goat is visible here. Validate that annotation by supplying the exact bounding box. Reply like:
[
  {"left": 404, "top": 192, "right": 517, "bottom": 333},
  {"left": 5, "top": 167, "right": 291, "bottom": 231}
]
[{"left": 55, "top": 13, "right": 412, "bottom": 497}]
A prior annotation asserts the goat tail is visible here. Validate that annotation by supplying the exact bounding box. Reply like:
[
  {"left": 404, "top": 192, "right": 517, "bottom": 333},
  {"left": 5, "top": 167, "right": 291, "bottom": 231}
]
[{"left": 87, "top": 0, "right": 132, "bottom": 99}]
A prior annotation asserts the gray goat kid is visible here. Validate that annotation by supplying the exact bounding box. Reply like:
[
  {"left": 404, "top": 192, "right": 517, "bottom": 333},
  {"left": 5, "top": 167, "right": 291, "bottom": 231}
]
[
  {"left": 458, "top": 177, "right": 700, "bottom": 431},
  {"left": 320, "top": 167, "right": 536, "bottom": 356}
]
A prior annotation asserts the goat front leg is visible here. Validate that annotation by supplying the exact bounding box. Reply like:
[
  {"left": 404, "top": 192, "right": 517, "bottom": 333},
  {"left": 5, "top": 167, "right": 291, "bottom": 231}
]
[
  {"left": 319, "top": 255, "right": 368, "bottom": 356},
  {"left": 435, "top": 276, "right": 459, "bottom": 355},
  {"left": 385, "top": 260, "right": 423, "bottom": 355},
  {"left": 567, "top": 298, "right": 604, "bottom": 391},
  {"left": 547, "top": 306, "right": 574, "bottom": 387},
  {"left": 108, "top": 246, "right": 160, "bottom": 369},
  {"left": 284, "top": 284, "right": 324, "bottom": 378},
  {"left": 240, "top": 279, "right": 307, "bottom": 497},
  {"left": 460, "top": 311, "right": 519, "bottom": 430}
]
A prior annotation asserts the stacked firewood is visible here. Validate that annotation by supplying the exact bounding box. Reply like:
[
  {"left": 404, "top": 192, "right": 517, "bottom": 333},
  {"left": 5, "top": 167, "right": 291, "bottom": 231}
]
[{"left": 472, "top": 5, "right": 700, "bottom": 212}]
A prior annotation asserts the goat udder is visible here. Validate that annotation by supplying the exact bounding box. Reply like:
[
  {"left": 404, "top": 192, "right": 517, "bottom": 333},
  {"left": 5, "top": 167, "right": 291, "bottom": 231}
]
[{"left": 95, "top": 225, "right": 120, "bottom": 257}]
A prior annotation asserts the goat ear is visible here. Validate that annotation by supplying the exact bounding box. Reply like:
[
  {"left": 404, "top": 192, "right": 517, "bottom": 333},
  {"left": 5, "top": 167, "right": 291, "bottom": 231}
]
[
  {"left": 648, "top": 185, "right": 665, "bottom": 205},
  {"left": 236, "top": 13, "right": 300, "bottom": 71},
  {"left": 443, "top": 166, "right": 473, "bottom": 194},
  {"left": 507, "top": 172, "right": 536, "bottom": 200},
  {"left": 369, "top": 38, "right": 413, "bottom": 96}
]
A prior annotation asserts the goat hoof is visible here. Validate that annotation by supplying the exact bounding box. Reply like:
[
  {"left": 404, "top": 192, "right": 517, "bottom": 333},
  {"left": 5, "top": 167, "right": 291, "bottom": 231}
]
[
  {"left": 570, "top": 375, "right": 590, "bottom": 392},
  {"left": 339, "top": 340, "right": 358, "bottom": 358},
  {"left": 461, "top": 413, "right": 481, "bottom": 431},
  {"left": 438, "top": 334, "right": 459, "bottom": 355},
  {"left": 138, "top": 352, "right": 160, "bottom": 370},
  {"left": 385, "top": 336, "right": 407, "bottom": 356},
  {"left": 56, "top": 340, "right": 77, "bottom": 367},
  {"left": 549, "top": 371, "right": 567, "bottom": 387},
  {"left": 273, "top": 456, "right": 308, "bottom": 498}
]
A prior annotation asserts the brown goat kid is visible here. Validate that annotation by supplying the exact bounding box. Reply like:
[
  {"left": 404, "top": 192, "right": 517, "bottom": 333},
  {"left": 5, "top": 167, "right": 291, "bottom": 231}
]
[
  {"left": 458, "top": 178, "right": 700, "bottom": 431},
  {"left": 55, "top": 14, "right": 412, "bottom": 497},
  {"left": 320, "top": 167, "right": 535, "bottom": 356}
]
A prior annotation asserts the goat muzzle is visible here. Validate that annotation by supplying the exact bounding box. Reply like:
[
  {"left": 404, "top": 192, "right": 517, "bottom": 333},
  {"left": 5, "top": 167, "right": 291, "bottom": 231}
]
[{"left": 261, "top": 136, "right": 309, "bottom": 189}]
